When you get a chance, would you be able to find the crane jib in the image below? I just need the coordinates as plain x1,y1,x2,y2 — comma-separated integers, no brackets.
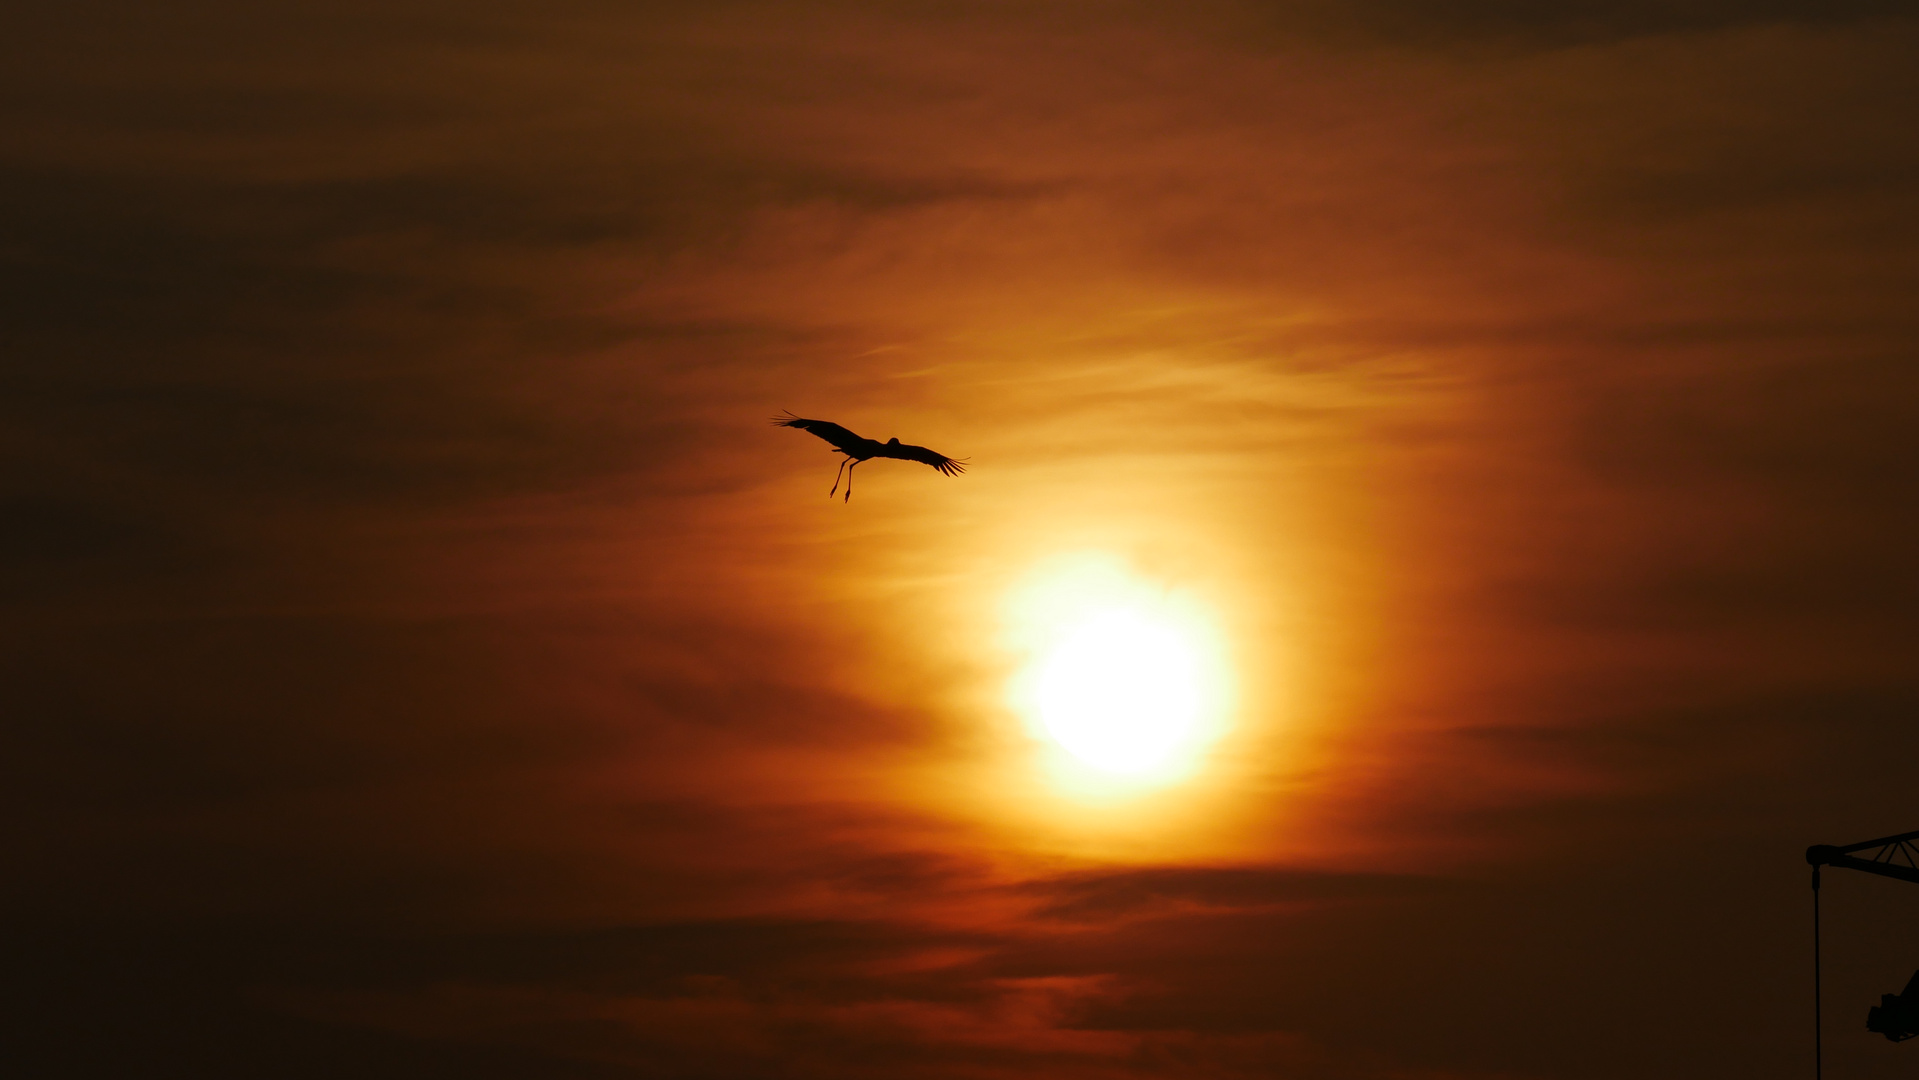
1807,829,1919,886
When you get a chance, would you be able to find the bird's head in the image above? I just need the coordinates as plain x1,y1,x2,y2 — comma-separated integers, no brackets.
886,437,900,445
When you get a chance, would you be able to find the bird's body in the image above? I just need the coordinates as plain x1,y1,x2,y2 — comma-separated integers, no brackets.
772,412,964,500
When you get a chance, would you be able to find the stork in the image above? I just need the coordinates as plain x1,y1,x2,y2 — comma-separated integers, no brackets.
772,411,965,501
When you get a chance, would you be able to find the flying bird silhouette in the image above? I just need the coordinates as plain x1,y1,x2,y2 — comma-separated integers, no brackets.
772,411,965,501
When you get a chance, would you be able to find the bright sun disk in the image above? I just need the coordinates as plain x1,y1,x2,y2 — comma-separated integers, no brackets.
1004,554,1231,787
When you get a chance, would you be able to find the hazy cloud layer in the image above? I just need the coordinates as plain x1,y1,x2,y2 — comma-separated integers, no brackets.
5,2,1918,1078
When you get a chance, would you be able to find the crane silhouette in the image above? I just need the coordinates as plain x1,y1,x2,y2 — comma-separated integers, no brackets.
772,411,965,501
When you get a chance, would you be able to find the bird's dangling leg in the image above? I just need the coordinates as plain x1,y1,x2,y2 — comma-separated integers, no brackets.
828,456,849,498
844,460,859,502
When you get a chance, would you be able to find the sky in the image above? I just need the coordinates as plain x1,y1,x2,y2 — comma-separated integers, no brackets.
4,1,1919,1077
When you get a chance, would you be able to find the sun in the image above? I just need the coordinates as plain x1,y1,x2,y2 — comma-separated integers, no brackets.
1003,553,1232,788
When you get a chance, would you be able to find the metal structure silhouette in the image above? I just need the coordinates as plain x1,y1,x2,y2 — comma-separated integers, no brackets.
772,412,965,501
1806,828,1919,1077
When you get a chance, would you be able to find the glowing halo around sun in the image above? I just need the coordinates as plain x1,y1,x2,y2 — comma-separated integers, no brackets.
1003,553,1233,790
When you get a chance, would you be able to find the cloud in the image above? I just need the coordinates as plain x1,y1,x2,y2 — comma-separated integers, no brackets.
1231,0,1918,47
1019,866,1443,922
4,2,1919,1079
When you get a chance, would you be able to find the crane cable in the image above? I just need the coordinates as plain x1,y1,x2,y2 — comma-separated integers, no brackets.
1814,863,1822,1080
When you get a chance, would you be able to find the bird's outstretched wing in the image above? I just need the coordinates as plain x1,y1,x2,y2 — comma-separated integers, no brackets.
771,411,866,452
880,442,966,476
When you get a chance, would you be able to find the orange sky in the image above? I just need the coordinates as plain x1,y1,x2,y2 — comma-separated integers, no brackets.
6,2,1919,1078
